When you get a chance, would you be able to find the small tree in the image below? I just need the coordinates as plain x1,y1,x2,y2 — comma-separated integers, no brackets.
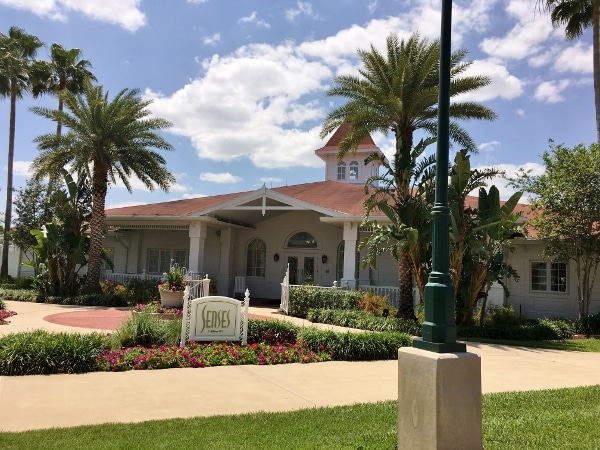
12,178,55,267
512,141,600,318
26,169,92,295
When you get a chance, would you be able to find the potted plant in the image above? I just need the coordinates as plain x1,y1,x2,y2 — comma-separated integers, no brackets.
133,302,183,320
157,261,187,307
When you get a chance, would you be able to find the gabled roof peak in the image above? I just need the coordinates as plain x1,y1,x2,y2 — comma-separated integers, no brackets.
315,123,379,156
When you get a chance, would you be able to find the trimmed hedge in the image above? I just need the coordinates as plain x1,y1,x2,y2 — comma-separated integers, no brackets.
0,288,38,302
0,330,108,375
458,318,575,341
307,308,422,337
298,327,412,360
288,286,363,318
247,319,299,345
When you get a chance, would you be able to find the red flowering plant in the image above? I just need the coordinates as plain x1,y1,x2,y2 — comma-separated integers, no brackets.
157,261,187,292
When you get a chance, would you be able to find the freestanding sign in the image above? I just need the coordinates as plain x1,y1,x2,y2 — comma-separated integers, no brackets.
180,289,250,346
190,297,241,341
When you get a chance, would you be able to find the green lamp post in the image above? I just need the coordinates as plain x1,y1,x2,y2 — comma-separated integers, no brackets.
413,0,466,353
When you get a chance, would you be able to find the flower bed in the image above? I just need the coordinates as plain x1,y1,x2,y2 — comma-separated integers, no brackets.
133,302,182,319
0,308,17,325
97,341,332,371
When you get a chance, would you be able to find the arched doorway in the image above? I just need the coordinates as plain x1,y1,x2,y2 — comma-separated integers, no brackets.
285,231,318,285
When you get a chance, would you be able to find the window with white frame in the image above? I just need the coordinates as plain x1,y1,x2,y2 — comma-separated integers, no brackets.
337,162,346,180
246,238,266,277
349,161,358,180
173,249,188,268
531,261,567,292
147,249,188,274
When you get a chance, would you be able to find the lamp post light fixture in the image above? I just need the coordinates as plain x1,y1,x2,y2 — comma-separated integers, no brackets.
413,0,466,354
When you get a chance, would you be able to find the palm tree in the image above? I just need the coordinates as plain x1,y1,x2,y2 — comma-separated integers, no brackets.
30,83,176,294
32,43,96,137
536,0,600,141
320,32,496,319
0,26,44,278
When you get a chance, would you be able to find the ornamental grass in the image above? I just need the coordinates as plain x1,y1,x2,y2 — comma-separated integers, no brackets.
97,341,332,371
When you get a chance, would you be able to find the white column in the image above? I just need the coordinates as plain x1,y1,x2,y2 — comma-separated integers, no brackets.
188,222,207,274
128,234,139,274
218,228,232,296
341,221,358,290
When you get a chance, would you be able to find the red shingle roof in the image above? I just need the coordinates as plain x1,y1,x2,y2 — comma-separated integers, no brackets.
315,123,377,152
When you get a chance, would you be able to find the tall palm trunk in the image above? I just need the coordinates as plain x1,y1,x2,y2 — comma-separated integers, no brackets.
81,163,107,294
593,5,600,141
1,84,17,278
396,248,416,319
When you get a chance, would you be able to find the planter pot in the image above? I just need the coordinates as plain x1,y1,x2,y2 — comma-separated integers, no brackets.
159,290,184,308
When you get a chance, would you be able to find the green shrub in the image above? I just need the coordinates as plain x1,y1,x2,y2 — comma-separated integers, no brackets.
247,319,299,345
307,308,422,336
0,298,4,309
44,293,128,307
298,327,412,361
0,330,107,375
0,287,38,302
576,312,600,336
125,278,161,304
459,318,575,341
485,306,529,327
109,312,179,349
288,286,362,318
356,291,394,316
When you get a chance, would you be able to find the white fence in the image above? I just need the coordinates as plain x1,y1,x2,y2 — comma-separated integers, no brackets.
100,271,163,285
101,271,209,300
280,264,290,314
361,285,400,308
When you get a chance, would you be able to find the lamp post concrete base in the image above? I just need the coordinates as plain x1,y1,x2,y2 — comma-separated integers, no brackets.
398,347,482,450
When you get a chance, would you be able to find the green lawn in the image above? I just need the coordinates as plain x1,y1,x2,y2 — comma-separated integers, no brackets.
1,385,599,449
462,337,600,352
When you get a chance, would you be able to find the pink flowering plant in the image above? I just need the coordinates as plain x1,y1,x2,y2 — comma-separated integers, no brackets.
0,308,17,325
158,261,187,292
133,302,182,315
96,341,332,371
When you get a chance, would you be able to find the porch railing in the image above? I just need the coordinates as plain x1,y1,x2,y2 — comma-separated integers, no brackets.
100,271,163,285
361,285,400,309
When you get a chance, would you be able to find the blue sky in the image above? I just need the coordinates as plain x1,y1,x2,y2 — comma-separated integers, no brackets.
0,0,596,209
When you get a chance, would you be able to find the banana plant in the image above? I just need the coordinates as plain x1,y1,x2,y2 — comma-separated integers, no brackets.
448,151,523,325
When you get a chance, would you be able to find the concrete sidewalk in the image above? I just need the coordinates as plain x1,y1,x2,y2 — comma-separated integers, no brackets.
1,301,600,432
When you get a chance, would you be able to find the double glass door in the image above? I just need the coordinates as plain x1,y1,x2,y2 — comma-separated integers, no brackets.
287,255,315,285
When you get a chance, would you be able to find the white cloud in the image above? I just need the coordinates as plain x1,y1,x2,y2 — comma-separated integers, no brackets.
203,33,220,46
554,42,592,74
478,141,501,153
238,11,271,28
474,162,545,201
286,1,319,22
13,161,33,178
187,0,208,3
145,41,332,169
259,177,284,187
0,0,146,31
534,79,570,103
516,108,525,117
458,58,523,101
200,172,242,183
